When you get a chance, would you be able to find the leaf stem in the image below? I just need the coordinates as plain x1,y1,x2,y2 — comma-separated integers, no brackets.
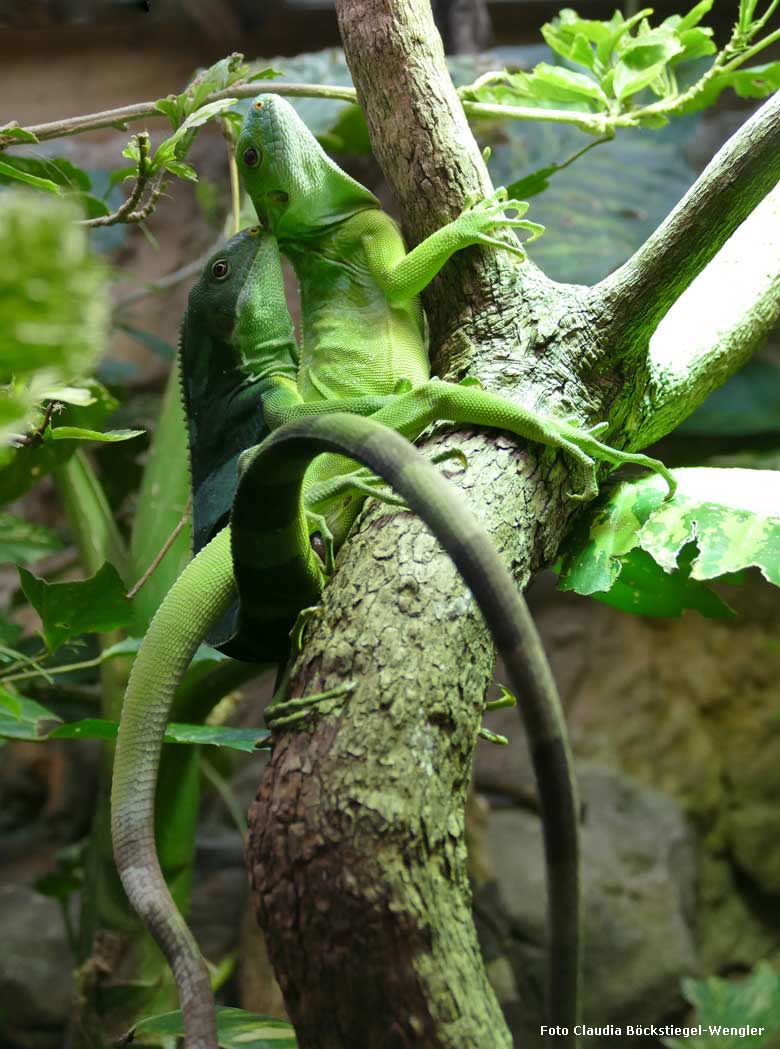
126,494,191,600
1,652,111,685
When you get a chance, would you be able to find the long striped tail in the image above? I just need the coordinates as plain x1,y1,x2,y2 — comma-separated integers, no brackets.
111,528,235,1049
237,413,582,1047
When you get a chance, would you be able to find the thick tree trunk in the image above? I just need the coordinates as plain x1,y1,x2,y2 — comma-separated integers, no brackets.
245,1,780,1045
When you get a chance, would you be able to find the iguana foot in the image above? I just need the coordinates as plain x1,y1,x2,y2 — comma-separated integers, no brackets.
305,511,335,572
456,187,544,257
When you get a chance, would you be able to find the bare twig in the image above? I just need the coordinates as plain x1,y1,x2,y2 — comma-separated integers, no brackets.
124,171,168,224
79,132,152,228
126,495,191,600
13,400,62,447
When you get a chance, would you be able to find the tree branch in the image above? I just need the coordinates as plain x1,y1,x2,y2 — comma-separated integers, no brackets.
79,132,152,228
595,90,780,356
0,84,357,149
632,182,780,448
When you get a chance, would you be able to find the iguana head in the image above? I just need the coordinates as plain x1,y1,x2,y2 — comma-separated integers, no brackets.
185,226,264,342
183,226,298,381
236,93,378,237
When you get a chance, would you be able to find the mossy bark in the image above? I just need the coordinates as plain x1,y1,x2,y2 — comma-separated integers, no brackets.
245,2,780,1045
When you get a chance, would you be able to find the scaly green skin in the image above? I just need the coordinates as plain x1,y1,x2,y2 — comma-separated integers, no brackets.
237,414,581,1040
236,92,676,516
116,227,581,1048
115,409,581,1049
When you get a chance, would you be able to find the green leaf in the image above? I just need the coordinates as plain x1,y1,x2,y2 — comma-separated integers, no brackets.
0,440,73,505
40,385,96,406
0,155,91,192
107,164,136,188
162,159,198,181
0,688,22,716
0,126,38,144
70,192,111,219
18,561,132,651
598,8,654,66
0,616,22,649
613,31,685,100
316,104,372,155
541,23,597,70
662,962,780,1048
462,65,606,112
583,544,733,618
45,426,144,443
672,27,716,65
506,164,558,199
153,98,238,170
134,1007,296,1048
0,159,60,194
0,513,64,565
248,66,284,82
0,706,271,751
677,0,714,31
129,361,191,634
525,63,608,106
0,691,62,740
725,61,780,100
560,469,780,612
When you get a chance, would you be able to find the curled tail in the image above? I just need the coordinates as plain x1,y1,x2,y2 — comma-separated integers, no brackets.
112,528,235,1049
236,414,582,1047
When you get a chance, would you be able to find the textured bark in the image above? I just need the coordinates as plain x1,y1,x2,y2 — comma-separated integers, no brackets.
245,3,780,1047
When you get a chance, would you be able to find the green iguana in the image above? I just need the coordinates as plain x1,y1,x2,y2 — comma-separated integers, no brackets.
115,94,677,1047
234,93,676,520
113,228,582,1049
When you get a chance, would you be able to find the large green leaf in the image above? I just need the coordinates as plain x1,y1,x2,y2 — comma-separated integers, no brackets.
0,155,91,193
134,1008,296,1048
581,544,733,618
45,426,144,444
18,561,132,650
662,962,780,1048
559,468,780,613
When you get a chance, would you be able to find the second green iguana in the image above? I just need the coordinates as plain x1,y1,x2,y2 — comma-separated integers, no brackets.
114,227,582,1049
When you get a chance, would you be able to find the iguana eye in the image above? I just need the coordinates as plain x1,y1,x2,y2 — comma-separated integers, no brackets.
211,259,230,281
243,146,261,168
